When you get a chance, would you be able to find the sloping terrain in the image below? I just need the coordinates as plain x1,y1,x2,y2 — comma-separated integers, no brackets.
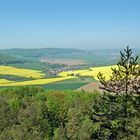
77,82,102,92
0,66,45,79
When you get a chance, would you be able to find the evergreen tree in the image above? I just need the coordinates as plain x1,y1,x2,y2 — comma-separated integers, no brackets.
98,46,140,95
97,46,140,135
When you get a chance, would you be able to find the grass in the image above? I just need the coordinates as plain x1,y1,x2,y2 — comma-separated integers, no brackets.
40,77,96,90
41,83,87,90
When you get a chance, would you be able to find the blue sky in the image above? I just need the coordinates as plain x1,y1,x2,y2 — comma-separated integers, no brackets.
0,0,140,49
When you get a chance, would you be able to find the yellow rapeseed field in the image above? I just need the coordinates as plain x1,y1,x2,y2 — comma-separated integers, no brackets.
0,79,14,84
0,76,75,86
0,66,75,86
58,65,118,80
88,65,117,80
0,65,118,87
0,66,45,79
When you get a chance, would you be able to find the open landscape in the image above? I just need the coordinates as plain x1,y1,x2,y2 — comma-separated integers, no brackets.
0,0,140,139
0,48,135,91
0,48,139,92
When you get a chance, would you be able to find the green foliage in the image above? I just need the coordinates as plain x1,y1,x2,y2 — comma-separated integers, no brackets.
8,98,20,110
97,46,140,139
0,86,140,139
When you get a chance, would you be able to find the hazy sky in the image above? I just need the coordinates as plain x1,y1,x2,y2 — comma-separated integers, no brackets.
0,0,140,49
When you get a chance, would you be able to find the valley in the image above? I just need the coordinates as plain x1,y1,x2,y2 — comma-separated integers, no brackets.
0,48,139,91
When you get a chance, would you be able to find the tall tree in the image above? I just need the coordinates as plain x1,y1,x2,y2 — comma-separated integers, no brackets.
97,46,140,134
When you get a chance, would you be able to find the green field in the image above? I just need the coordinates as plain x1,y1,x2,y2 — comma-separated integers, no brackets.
0,48,139,90
0,64,105,88
41,77,96,90
41,83,87,90
0,78,95,90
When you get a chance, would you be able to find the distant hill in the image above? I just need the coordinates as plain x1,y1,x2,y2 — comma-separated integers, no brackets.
0,54,25,65
0,48,85,59
0,48,140,67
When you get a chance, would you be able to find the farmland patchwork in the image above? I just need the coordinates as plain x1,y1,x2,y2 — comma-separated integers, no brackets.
0,65,117,86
